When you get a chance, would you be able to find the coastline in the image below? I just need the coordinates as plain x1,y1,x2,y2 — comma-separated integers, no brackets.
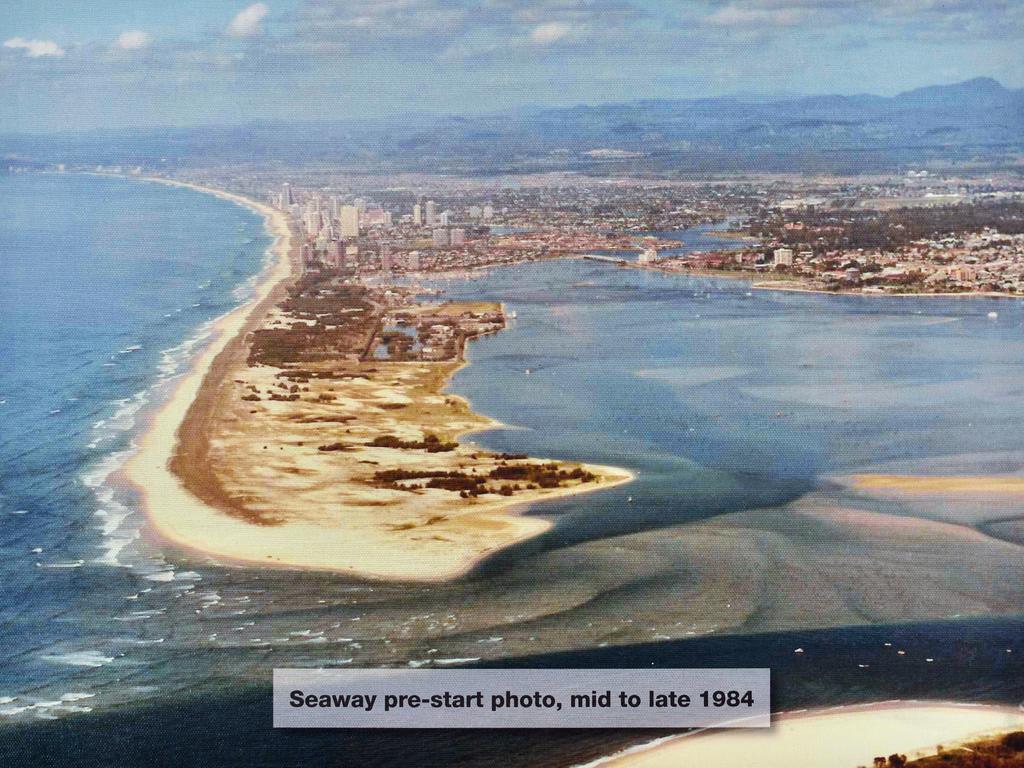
617,258,1024,299
122,177,633,582
750,280,1024,299
585,702,1024,768
121,176,297,565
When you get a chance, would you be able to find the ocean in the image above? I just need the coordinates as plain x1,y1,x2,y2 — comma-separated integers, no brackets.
0,173,1022,766
0,173,271,710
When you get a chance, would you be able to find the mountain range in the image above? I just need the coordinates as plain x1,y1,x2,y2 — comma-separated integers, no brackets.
3,78,1022,176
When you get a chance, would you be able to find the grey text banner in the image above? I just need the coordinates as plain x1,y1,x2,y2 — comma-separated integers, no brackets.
273,668,770,728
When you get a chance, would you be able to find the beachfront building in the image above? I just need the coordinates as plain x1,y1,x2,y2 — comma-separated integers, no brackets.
774,247,794,267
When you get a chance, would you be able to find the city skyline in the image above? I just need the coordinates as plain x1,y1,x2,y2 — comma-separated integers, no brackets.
2,0,1023,133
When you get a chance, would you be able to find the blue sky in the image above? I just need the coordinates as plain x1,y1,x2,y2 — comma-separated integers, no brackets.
1,0,1021,133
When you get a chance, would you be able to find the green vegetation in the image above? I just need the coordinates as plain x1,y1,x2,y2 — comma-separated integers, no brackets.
751,201,1024,253
248,277,378,366
368,433,458,452
861,732,1024,768
380,330,416,360
370,462,595,496
489,462,596,487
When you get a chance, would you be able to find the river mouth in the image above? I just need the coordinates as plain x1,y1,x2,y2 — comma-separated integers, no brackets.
3,180,1024,763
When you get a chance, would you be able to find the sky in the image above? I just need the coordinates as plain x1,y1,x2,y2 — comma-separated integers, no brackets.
1,0,1022,133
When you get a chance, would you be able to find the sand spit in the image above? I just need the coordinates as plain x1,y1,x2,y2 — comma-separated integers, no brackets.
123,179,631,582
590,703,1024,768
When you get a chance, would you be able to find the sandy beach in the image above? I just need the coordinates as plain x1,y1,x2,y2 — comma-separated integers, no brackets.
123,178,631,582
121,178,296,564
590,703,1024,768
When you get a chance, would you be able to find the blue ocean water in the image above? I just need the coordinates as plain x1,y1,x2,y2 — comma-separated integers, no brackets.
0,172,271,712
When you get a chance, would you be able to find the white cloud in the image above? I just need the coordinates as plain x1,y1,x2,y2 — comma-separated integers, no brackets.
115,30,151,50
226,3,269,37
530,21,571,44
3,37,65,57
706,5,805,27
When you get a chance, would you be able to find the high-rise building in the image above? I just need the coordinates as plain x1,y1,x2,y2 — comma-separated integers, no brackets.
413,204,422,226
340,206,360,238
330,196,341,221
482,204,494,220
450,228,465,246
425,200,437,227
438,211,450,226
281,182,294,209
328,240,345,269
304,210,321,236
468,205,482,220
432,228,449,248
773,247,794,267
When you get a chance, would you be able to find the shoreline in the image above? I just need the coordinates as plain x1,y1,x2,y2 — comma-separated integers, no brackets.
616,258,1024,299
120,176,298,565
584,701,1024,768
750,280,1024,299
121,176,633,582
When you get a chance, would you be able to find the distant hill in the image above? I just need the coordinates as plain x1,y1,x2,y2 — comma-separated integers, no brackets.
3,78,1022,176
